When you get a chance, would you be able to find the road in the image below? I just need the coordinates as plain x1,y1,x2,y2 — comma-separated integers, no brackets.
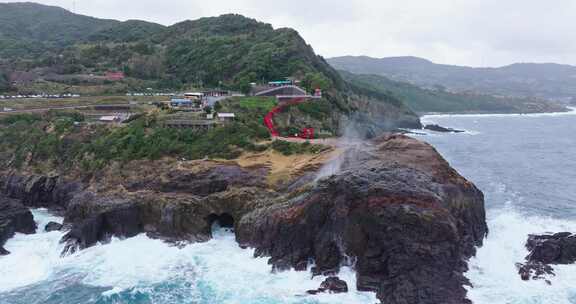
0,103,137,114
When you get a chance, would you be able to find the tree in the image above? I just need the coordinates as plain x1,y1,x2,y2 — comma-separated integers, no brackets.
238,77,253,95
0,70,11,92
214,101,223,112
126,55,165,79
302,72,330,92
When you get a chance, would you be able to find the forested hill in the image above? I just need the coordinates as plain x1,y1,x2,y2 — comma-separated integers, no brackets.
328,56,576,101
341,71,568,114
0,2,114,56
0,2,420,131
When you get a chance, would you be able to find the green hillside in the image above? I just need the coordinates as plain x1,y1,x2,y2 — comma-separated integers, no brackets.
0,2,118,57
342,71,568,114
0,2,421,132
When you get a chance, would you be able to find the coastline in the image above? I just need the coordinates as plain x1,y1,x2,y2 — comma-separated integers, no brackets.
421,106,576,120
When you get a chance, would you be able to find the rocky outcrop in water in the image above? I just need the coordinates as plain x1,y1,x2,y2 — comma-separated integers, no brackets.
424,124,465,133
517,232,576,281
0,195,36,255
237,135,487,304
60,192,142,254
45,222,63,232
307,277,349,295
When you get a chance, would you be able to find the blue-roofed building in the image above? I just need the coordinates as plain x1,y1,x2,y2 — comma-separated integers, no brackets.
170,98,193,108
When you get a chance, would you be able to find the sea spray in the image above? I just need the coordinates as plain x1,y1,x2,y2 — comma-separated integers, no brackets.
315,120,372,181
466,206,576,304
0,209,378,304
0,209,66,293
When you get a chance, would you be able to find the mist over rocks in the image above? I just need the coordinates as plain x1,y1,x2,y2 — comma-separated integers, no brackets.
237,134,487,304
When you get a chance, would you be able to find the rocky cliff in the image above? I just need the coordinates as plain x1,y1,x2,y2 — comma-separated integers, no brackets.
0,135,487,304
237,135,487,303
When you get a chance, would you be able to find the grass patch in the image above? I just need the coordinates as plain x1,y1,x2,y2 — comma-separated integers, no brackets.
239,97,277,111
271,140,328,156
295,99,331,120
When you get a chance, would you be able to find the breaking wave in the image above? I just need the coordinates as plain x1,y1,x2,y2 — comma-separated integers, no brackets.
466,205,576,304
0,210,377,304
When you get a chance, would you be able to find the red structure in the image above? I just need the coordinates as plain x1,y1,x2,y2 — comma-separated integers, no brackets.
105,71,125,81
264,97,315,139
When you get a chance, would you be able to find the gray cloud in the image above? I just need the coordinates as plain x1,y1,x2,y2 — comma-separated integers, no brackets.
1,0,575,67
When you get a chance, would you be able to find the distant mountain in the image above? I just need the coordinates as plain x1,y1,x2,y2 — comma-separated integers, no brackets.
328,56,576,101
0,2,117,56
341,71,567,114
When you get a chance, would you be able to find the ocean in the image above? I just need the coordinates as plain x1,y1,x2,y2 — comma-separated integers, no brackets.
1,110,576,304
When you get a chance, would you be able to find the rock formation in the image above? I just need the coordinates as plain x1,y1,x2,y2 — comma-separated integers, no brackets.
425,124,465,133
45,221,63,232
0,135,487,304
307,277,349,294
237,135,487,304
517,232,576,281
0,195,37,255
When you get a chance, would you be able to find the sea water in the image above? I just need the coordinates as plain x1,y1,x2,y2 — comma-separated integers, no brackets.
419,109,576,304
0,210,377,304
2,110,576,303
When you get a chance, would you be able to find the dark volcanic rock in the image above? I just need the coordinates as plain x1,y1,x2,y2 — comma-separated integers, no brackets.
424,124,465,133
322,277,348,293
307,277,348,294
526,233,576,264
517,232,576,281
238,135,487,304
1,163,273,255
125,165,268,196
0,195,37,255
60,192,143,255
0,173,83,210
45,221,63,232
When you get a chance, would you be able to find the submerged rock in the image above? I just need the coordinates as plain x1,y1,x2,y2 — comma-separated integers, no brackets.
307,277,348,294
238,135,487,304
45,222,63,232
424,124,465,133
0,195,37,255
517,232,576,281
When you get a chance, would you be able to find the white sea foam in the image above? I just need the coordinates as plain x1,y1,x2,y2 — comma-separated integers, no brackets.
466,206,576,304
0,210,377,303
410,128,481,137
423,106,576,120
0,209,66,292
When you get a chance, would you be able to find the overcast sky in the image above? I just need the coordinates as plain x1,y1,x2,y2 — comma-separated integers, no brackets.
3,0,575,67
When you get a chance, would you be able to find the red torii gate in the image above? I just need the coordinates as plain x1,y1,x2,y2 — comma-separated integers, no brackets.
264,97,315,139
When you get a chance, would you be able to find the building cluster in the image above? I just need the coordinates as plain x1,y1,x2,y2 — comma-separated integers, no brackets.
168,90,232,111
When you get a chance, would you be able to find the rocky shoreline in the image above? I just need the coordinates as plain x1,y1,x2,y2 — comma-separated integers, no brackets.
0,134,488,304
